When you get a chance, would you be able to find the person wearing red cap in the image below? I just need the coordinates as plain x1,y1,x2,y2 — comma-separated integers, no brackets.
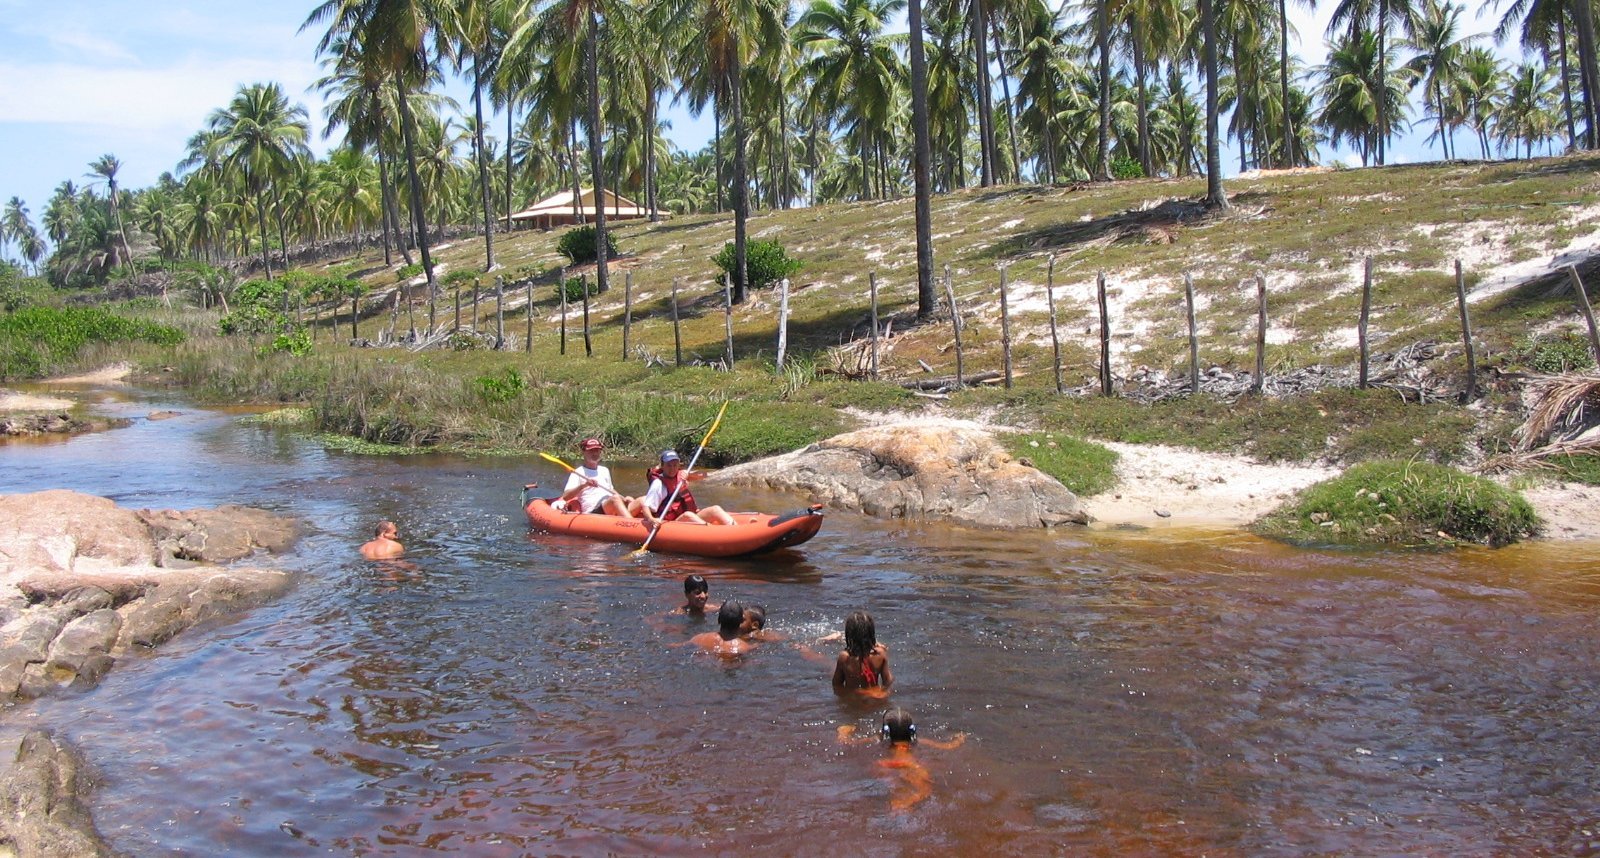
558,438,636,517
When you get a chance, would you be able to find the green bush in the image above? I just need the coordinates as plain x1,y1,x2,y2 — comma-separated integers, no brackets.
267,328,313,357
1111,155,1145,180
712,239,803,292
0,305,184,381
220,305,289,336
557,225,617,265
443,268,481,289
1511,331,1597,373
1253,460,1541,548
396,262,424,281
472,367,526,403
556,276,590,304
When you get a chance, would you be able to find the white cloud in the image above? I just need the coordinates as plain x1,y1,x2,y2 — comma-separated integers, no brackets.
0,58,327,134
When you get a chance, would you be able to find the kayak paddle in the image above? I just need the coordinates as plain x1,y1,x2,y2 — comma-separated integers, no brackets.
630,401,729,558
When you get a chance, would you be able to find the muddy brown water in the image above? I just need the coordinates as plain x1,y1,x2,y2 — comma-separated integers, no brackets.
3,390,1599,855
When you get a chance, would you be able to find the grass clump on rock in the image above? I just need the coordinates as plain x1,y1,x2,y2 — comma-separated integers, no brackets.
1254,460,1541,548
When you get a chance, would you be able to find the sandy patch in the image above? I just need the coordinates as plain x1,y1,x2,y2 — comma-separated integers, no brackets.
46,363,133,384
0,391,74,412
1083,442,1337,530
1511,480,1600,541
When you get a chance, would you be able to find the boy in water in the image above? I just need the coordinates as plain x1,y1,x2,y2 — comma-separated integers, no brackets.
677,574,718,616
360,521,404,560
837,708,967,811
688,600,756,657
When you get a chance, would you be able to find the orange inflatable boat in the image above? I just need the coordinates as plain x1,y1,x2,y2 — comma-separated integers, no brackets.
523,497,825,558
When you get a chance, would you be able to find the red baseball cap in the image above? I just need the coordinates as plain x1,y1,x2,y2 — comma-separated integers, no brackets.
580,438,604,451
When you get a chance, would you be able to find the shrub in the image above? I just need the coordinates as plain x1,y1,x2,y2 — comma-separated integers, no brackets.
1111,155,1145,180
219,305,288,336
557,225,617,265
556,276,590,304
1253,460,1541,548
396,262,424,281
712,239,803,292
473,367,526,403
443,268,481,289
1511,331,1596,373
267,328,313,357
0,305,184,380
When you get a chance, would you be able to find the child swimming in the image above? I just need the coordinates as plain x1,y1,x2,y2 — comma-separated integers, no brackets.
688,600,756,657
677,574,717,615
837,707,967,811
832,610,891,695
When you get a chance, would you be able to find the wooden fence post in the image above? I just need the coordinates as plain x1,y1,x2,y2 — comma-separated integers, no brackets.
869,272,880,381
350,294,359,340
472,279,481,328
671,277,683,367
999,264,1013,389
454,286,462,332
1185,272,1199,394
723,275,735,369
944,264,964,390
776,277,791,371
495,276,505,350
524,278,533,354
1568,265,1600,365
1454,260,1477,401
407,286,416,340
559,268,568,356
1046,255,1063,394
622,269,633,360
1097,271,1112,396
581,273,593,357
1253,275,1267,395
1359,257,1373,389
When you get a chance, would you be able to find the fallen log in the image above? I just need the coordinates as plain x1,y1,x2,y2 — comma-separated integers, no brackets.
900,370,1002,391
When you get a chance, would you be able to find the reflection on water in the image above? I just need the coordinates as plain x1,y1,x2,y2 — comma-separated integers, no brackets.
4,393,1600,855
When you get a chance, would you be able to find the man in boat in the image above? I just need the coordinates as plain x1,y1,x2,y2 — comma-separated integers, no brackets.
631,449,735,526
558,437,636,517
360,520,404,560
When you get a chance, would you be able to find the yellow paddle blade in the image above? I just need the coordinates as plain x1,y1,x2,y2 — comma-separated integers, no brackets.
539,451,577,473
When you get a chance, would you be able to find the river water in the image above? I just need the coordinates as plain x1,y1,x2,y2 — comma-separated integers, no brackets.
3,388,1599,856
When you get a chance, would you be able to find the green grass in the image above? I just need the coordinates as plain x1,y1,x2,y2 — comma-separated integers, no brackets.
1253,460,1542,548
1001,432,1120,496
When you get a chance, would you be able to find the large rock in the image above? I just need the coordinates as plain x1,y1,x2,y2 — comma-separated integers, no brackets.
0,492,156,588
0,730,117,857
706,421,1091,529
137,505,299,564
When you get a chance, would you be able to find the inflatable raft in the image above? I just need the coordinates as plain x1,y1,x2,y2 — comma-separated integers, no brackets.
523,497,825,558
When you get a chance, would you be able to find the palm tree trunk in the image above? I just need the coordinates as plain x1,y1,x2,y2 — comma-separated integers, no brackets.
1566,0,1600,149
254,191,274,279
506,99,516,230
570,119,584,224
732,69,750,304
1095,0,1113,181
647,89,660,221
990,16,1020,183
271,185,292,272
473,58,496,270
909,0,937,319
395,75,437,292
1201,0,1229,210
585,8,609,298
1278,0,1293,167
972,0,995,186
1134,39,1152,176
1376,0,1389,165
713,100,725,211
1558,17,1577,151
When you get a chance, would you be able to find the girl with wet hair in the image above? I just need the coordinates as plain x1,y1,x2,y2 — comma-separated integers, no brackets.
832,610,891,693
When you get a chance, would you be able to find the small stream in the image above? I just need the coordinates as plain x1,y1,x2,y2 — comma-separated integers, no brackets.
3,388,1599,855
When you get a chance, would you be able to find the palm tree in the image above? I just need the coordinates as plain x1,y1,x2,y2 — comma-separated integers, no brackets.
305,0,448,296
664,0,790,303
1404,0,1477,160
1200,0,1229,208
1327,0,1428,164
908,0,936,316
1455,45,1505,158
1316,29,1410,163
796,0,908,202
1495,0,1589,151
0,197,27,265
204,83,311,279
1497,61,1560,157
85,155,134,268
445,0,502,270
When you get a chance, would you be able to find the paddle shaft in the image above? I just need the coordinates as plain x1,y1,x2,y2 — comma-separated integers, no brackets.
636,403,727,554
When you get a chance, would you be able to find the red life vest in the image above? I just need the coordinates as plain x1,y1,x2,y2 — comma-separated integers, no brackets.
645,465,699,521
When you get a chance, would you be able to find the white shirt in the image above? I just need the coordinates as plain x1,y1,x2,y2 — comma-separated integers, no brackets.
562,464,615,513
642,477,671,515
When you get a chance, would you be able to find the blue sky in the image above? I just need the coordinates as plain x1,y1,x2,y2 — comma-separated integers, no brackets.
0,0,1535,247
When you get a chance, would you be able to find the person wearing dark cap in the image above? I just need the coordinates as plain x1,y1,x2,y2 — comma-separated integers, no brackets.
558,437,636,517
836,708,968,811
632,448,735,526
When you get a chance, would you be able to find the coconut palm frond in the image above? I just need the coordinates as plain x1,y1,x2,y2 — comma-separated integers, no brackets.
1515,372,1600,452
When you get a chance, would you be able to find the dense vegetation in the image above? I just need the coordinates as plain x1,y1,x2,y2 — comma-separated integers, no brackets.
1253,460,1542,547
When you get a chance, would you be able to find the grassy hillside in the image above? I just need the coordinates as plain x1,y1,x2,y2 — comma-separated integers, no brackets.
326,154,1600,392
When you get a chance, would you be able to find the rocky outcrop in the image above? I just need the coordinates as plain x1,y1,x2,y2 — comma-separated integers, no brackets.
706,421,1090,529
0,491,298,702
0,730,117,857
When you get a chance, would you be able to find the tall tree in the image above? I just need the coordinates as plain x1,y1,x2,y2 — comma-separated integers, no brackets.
796,0,908,202
1404,0,1477,160
1200,0,1229,208
908,0,937,317
203,83,312,279
85,155,134,268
